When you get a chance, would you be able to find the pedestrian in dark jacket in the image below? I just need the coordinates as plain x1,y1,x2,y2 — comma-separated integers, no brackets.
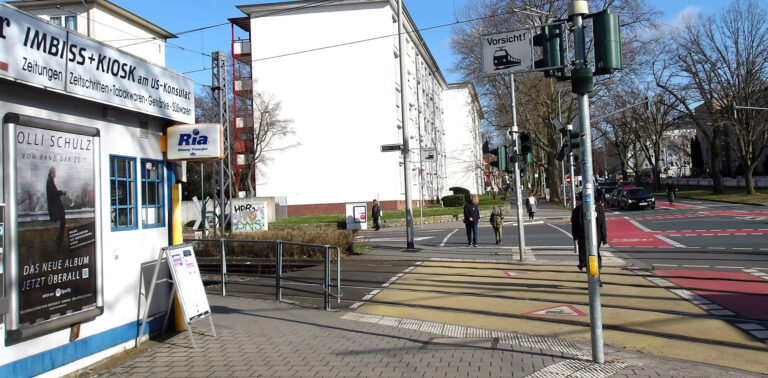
463,195,480,247
571,196,607,275
372,199,381,231
46,167,67,251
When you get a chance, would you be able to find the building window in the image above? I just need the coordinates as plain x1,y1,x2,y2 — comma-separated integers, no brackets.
110,156,137,230
49,15,77,31
140,159,164,227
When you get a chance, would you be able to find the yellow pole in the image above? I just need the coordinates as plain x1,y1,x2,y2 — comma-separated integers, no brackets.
171,183,185,331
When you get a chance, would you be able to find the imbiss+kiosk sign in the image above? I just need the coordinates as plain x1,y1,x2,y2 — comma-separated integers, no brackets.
0,2,194,123
481,29,534,76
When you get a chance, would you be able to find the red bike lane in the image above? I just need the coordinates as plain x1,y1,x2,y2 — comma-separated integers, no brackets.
653,269,768,321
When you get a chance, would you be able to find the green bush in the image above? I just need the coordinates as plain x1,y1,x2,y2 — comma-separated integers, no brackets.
442,194,466,207
192,229,357,260
449,186,471,203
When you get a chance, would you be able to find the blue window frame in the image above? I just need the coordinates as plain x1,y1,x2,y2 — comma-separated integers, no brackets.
109,155,137,230
140,159,165,228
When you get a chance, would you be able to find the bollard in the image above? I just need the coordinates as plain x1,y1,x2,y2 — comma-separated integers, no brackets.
276,241,283,301
336,247,341,304
220,239,227,296
324,246,331,311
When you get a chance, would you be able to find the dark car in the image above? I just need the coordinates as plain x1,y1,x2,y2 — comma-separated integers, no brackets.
601,186,618,206
608,188,626,208
619,188,656,210
617,180,635,188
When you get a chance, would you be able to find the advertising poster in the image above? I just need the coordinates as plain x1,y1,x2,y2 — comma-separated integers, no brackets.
15,125,98,325
232,201,268,232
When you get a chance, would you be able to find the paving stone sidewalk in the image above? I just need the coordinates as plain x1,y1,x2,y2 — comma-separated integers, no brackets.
77,295,759,378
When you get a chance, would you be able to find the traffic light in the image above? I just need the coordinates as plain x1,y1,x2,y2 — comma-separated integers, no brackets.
568,130,580,150
533,24,564,77
645,95,652,112
731,102,738,119
519,132,533,163
593,9,623,76
489,146,507,171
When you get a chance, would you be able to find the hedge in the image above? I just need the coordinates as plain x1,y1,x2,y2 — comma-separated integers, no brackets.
442,194,466,207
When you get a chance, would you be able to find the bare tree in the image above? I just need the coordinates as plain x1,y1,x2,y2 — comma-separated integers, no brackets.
656,0,768,194
451,0,659,202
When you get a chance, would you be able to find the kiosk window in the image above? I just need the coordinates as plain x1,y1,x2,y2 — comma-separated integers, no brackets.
110,156,137,230
141,159,164,227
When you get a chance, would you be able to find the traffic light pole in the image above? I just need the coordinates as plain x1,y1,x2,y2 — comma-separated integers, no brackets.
397,0,415,249
509,74,526,261
567,124,577,208
571,7,604,364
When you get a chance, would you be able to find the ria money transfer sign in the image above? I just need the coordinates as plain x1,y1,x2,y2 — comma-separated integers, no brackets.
481,29,534,76
0,2,194,123
15,125,99,327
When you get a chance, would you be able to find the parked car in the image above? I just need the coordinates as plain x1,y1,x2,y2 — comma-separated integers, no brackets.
617,180,635,188
619,188,656,210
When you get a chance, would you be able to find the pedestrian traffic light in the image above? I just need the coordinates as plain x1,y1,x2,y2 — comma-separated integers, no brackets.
593,9,623,76
568,130,580,150
533,24,564,77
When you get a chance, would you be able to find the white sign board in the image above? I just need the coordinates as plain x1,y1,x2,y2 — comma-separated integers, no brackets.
345,203,367,230
232,201,268,232
166,123,224,161
481,29,534,76
165,245,210,322
0,3,194,123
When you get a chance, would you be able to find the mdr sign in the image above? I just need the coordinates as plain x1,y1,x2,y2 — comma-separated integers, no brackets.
481,29,534,76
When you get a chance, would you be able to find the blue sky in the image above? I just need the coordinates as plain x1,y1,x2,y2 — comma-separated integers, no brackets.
111,0,726,87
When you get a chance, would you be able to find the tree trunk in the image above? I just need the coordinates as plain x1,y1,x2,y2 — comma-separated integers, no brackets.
709,129,724,194
745,165,755,195
546,152,564,203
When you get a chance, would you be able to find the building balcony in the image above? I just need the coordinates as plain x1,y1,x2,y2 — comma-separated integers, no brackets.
235,139,254,153
233,39,251,64
235,116,254,130
234,77,252,98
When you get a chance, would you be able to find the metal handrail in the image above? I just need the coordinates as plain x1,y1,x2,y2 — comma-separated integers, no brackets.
184,238,342,310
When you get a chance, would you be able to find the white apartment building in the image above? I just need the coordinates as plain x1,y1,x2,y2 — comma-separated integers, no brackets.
443,83,485,195
10,0,176,66
233,0,483,216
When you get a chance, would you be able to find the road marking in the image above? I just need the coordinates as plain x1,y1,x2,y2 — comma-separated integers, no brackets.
654,235,686,248
715,266,745,269
627,218,653,232
548,223,573,238
682,265,708,268
439,229,458,247
653,264,678,267
733,247,753,250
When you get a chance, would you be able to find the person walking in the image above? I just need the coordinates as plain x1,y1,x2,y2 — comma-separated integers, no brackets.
526,194,537,221
490,206,504,245
571,194,608,285
371,199,381,231
463,195,480,247
46,167,67,252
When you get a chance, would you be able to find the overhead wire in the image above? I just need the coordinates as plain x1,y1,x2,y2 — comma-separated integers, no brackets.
182,5,550,75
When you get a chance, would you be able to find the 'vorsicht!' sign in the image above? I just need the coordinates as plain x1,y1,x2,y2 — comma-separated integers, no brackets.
0,3,194,123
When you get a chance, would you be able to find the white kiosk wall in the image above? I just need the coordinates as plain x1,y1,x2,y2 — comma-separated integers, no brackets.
0,3,194,376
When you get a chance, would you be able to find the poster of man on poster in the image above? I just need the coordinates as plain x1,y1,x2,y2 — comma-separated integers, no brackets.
15,125,98,326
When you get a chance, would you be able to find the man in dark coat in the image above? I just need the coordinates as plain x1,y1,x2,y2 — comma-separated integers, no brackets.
46,167,67,251
571,195,607,273
463,195,480,247
371,199,381,231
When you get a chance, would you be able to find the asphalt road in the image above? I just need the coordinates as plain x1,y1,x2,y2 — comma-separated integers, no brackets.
359,198,768,271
